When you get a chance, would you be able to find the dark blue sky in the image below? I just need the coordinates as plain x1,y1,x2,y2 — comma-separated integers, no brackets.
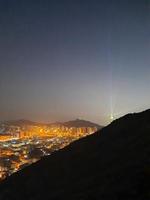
0,0,149,125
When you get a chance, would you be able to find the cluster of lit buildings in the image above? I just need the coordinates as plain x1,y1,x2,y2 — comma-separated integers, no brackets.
0,137,71,181
0,124,98,141
0,123,99,181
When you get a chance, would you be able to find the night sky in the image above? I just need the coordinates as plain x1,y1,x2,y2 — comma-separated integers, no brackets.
0,0,149,125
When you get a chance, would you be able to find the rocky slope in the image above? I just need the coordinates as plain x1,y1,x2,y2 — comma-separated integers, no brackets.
0,109,150,199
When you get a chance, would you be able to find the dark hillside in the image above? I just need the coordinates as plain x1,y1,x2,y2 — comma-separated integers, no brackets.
0,110,150,200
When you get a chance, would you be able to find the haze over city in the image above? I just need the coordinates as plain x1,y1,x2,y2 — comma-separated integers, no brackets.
0,0,149,125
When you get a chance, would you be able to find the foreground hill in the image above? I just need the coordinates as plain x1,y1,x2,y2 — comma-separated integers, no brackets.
0,109,150,199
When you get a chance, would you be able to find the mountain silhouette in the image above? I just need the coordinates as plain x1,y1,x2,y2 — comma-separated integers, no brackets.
1,119,102,129
0,109,150,199
1,119,45,127
63,118,101,128
49,118,102,129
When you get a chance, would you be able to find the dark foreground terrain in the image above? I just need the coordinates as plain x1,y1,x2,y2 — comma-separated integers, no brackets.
0,109,150,200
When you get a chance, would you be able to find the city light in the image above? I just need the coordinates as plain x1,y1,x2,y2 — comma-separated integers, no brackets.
110,114,114,121
0,123,100,181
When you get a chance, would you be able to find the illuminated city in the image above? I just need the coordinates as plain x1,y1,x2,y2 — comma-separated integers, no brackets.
0,120,100,181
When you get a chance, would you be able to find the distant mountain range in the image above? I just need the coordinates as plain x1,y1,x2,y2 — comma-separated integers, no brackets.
1,119,102,129
1,119,45,127
1,109,150,199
